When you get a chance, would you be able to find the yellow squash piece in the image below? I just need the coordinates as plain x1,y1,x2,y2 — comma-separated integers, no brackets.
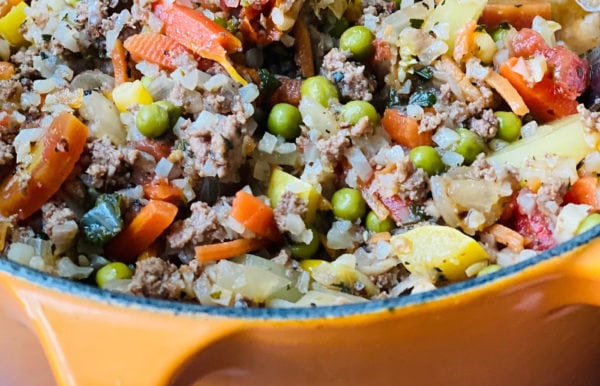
391,225,490,282
0,2,28,46
487,114,598,170
267,167,323,223
111,80,153,113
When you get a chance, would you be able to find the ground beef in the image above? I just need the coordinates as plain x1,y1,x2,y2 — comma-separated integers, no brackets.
470,109,498,139
0,79,22,105
536,178,568,217
321,48,376,101
578,104,600,133
419,111,448,132
316,132,350,163
273,191,308,232
399,169,429,203
166,201,228,250
184,95,250,181
370,266,407,294
75,0,114,49
41,202,76,238
349,117,372,137
128,257,185,300
84,137,139,190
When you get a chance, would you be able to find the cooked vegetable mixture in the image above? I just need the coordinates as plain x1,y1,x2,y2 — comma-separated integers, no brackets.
1,0,600,307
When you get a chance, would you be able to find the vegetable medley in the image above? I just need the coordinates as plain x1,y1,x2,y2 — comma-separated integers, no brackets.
1,0,600,307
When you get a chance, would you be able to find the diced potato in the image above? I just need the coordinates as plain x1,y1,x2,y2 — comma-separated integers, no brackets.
487,114,598,170
0,2,28,46
391,225,490,282
267,167,323,223
423,0,486,53
308,254,380,297
111,80,153,113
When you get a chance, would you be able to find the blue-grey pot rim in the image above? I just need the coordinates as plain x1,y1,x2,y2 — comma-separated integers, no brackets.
2,225,599,320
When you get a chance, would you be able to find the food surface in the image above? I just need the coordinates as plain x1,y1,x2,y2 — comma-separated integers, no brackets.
1,0,600,307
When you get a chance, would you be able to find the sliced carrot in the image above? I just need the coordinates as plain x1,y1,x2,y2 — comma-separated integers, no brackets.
484,70,529,116
487,223,525,253
453,20,477,63
111,39,129,86
124,33,191,72
231,190,280,241
479,2,552,31
0,61,14,80
143,179,184,204
564,176,599,210
499,57,577,122
195,238,269,262
0,112,89,220
293,21,314,78
105,200,178,263
153,0,246,84
381,109,433,148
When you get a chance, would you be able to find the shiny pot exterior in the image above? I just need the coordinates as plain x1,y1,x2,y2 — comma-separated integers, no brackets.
2,232,600,385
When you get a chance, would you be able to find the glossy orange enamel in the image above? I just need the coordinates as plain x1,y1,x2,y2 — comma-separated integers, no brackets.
2,237,600,385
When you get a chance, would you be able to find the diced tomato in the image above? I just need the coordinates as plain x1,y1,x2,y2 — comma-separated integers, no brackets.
502,189,556,251
563,176,600,210
133,138,172,162
511,29,589,100
378,194,411,223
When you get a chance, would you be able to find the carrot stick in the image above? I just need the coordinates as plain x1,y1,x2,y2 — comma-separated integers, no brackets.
231,190,280,240
143,179,184,204
381,108,433,148
124,33,191,72
436,56,483,102
453,20,477,64
0,0,20,18
484,70,529,116
105,200,178,263
195,238,269,262
564,176,599,209
153,0,246,84
487,224,525,253
111,39,129,86
0,61,14,80
479,2,552,31
293,21,314,78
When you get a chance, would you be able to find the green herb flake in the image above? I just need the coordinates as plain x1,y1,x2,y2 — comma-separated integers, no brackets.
258,68,282,99
415,66,434,81
408,90,437,107
409,18,424,29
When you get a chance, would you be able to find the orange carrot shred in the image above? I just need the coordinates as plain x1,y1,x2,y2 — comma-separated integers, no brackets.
293,21,314,78
0,61,15,81
231,190,280,241
484,70,530,117
143,179,184,204
105,200,178,263
381,109,432,148
487,224,525,253
195,238,269,262
111,39,129,86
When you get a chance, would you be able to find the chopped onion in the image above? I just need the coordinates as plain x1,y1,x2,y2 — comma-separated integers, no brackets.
155,158,175,179
345,147,373,182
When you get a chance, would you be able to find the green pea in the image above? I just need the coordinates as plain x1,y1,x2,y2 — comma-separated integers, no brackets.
300,75,339,107
267,103,302,140
476,264,502,277
290,228,321,259
494,111,521,142
340,26,374,61
365,211,395,232
96,262,133,288
155,100,182,127
136,103,170,138
341,101,379,125
454,128,486,165
576,213,600,235
491,22,511,43
331,187,367,221
409,146,445,176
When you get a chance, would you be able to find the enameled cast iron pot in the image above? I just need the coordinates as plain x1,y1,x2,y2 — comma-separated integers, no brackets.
2,226,600,386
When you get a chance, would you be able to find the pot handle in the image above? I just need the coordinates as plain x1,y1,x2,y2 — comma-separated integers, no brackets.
0,274,245,386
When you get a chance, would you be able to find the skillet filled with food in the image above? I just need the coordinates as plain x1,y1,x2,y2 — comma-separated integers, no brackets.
0,0,600,310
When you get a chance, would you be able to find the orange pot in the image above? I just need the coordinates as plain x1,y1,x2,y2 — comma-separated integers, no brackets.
2,228,600,386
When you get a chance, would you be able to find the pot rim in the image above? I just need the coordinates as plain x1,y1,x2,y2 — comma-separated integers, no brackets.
1,226,598,320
